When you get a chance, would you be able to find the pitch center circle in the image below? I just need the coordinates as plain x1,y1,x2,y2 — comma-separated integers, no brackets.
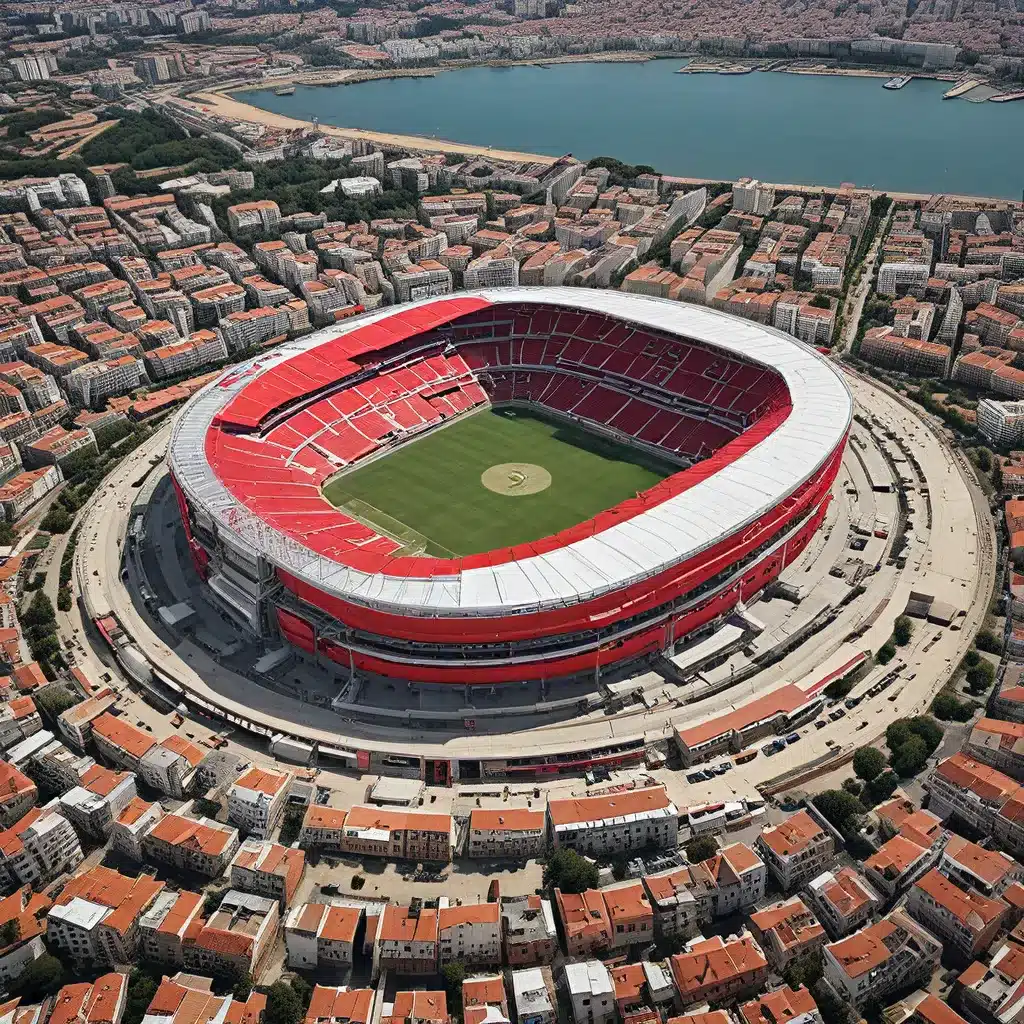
481,463,552,496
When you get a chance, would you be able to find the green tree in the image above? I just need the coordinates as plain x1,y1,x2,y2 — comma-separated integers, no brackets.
57,586,72,612
852,746,886,782
962,650,981,668
810,293,831,309
22,590,55,629
812,790,864,832
263,982,303,1024
812,983,852,1024
866,770,899,803
289,978,312,1013
232,975,254,1001
841,778,862,796
891,735,930,778
685,835,719,863
203,888,227,916
976,630,1003,655
893,616,913,646
0,918,19,947
877,640,896,664
441,961,466,1012
783,950,823,991
40,507,72,533
966,660,996,694
543,847,599,894
123,970,160,1024
11,953,64,1000
931,691,976,722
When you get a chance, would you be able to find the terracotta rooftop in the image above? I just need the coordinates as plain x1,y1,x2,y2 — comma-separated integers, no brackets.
759,810,828,859
305,987,373,1024
548,786,672,827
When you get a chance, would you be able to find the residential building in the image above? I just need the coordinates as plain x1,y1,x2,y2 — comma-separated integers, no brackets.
602,882,655,950
864,834,939,899
555,889,612,958
957,939,1024,1024
738,986,822,1024
462,976,508,1024
548,787,678,856
338,806,453,862
823,909,943,1008
144,331,227,381
749,897,827,971
756,810,835,891
0,697,40,751
0,800,82,889
284,902,363,969
979,400,1024,448
966,719,1024,780
510,967,557,1024
437,903,501,966
303,988,374,1024
670,932,770,1007
182,890,279,980
141,973,266,1024
468,808,546,860
906,869,1007,961
610,960,675,1022
54,689,119,752
138,888,204,967
564,960,615,1024
859,327,951,377
0,467,61,523
805,868,882,939
24,426,96,469
500,896,557,966
0,887,50,988
0,761,35,826
65,358,143,411
48,973,128,1024
141,812,240,878
938,834,1024,898
230,839,305,908
109,798,163,862
298,806,347,850
46,865,164,964
380,993,449,1024
58,764,137,837
90,714,200,797
227,767,291,839
376,903,438,975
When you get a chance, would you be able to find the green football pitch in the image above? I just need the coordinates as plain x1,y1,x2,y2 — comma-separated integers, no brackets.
321,407,677,557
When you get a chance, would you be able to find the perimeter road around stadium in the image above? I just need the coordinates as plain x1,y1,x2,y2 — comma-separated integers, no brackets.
70,363,993,798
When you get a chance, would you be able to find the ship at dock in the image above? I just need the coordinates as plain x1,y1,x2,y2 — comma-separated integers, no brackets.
883,75,912,89
274,86,296,96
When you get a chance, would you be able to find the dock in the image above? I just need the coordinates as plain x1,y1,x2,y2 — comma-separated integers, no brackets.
943,78,983,99
990,90,1024,102
883,75,912,90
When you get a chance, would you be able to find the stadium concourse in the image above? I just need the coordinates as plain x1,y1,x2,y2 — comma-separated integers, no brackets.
63,295,993,789
168,290,851,688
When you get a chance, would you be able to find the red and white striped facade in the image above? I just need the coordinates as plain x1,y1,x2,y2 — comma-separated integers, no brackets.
169,289,851,686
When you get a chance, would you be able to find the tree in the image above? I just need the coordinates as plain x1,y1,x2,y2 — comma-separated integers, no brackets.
810,293,831,309
0,918,19,947
962,650,981,668
232,975,254,1001
543,847,599,894
783,950,824,991
203,888,227,916
891,735,930,778
22,590,55,629
866,770,899,803
289,978,312,1014
812,983,852,1024
893,616,913,647
877,640,896,664
852,746,886,782
264,982,303,1024
812,790,864,833
11,953,63,1000
685,835,719,863
976,630,1003,655
441,961,466,1012
40,507,72,533
966,660,996,694
931,691,976,722
124,970,160,1024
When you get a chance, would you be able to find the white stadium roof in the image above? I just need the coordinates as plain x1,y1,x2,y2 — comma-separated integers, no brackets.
170,288,852,617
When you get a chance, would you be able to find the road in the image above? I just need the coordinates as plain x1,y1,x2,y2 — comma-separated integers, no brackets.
838,206,892,355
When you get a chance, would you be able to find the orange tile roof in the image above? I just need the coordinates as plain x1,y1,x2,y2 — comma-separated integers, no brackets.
192,927,254,957
936,754,1022,804
721,843,763,875
116,797,158,828
667,1014,732,1024
0,886,49,949
819,868,877,917
0,761,34,805
305,987,373,1024
548,786,671,827
344,805,452,835
232,841,304,902
827,916,916,979
55,866,163,936
160,734,205,767
12,663,45,693
302,806,347,830
670,935,768,998
865,835,929,879
438,903,500,931
155,890,203,937
145,979,265,1024
750,898,825,951
387,992,447,1024
233,766,289,797
462,978,505,1010
80,763,132,797
914,869,1007,930
469,808,545,832
555,889,610,943
911,995,970,1024
91,713,155,760
319,905,361,944
147,813,235,856
943,835,1018,887
602,883,652,926
378,904,438,944
738,986,818,1024
759,810,828,859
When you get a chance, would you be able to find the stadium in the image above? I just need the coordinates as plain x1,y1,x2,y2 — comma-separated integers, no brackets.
168,288,852,689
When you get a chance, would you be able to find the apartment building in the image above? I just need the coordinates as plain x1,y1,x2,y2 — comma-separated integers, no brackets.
468,808,546,860
109,798,163,862
749,897,827,971
865,834,939,899
756,810,835,891
229,838,305,908
90,714,200,797
190,284,246,328
823,909,942,1008
958,939,1024,1024
734,179,776,216
772,293,836,346
601,881,654,951
0,696,41,751
438,903,501,966
376,903,439,975
302,988,374,1024
227,201,281,237
548,787,678,856
670,932,770,1008
0,799,82,890
806,868,882,939
738,986,823,1024
0,760,36,826
138,889,204,967
46,865,164,964
906,869,1007,961
141,812,240,878
381,992,449,1024
978,399,1024,448
183,890,279,980
500,895,557,966
57,687,118,749
965,719,1024,780
0,886,51,988
565,960,615,1024
141,974,267,1024
555,889,611,958
859,327,951,378
65,358,143,411
284,902,363,969
144,330,227,381
227,766,291,839
463,253,520,289
0,466,61,522
58,763,137,837
219,306,290,353
24,426,96,470
338,806,453,862
298,806,347,850
939,835,1024,899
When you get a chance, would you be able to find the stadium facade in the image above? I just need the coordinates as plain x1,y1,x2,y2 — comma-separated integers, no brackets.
169,289,852,687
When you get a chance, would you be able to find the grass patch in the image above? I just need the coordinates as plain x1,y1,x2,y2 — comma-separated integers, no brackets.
323,406,675,557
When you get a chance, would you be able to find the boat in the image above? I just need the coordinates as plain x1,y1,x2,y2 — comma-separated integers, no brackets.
274,86,295,96
943,78,982,99
883,75,912,89
719,66,752,74
990,90,1024,102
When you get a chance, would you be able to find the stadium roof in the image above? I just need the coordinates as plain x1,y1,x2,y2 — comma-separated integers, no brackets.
170,289,850,617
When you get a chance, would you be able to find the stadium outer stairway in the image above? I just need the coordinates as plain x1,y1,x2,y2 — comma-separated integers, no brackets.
71,367,993,796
